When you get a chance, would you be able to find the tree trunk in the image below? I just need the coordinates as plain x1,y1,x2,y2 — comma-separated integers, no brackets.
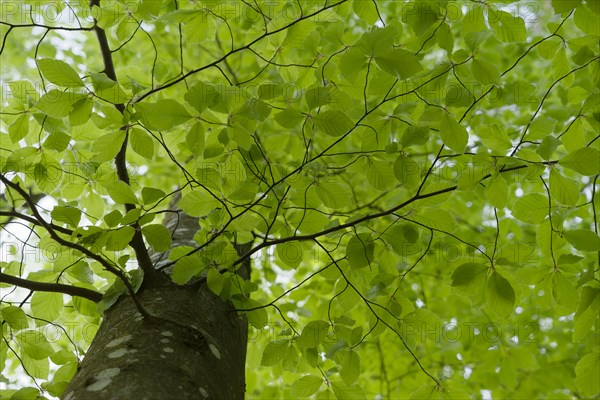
63,212,249,399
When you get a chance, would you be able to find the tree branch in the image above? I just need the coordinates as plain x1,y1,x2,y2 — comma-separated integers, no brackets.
0,210,74,236
232,162,555,266
135,0,349,102
0,174,149,317
90,0,158,281
0,272,103,302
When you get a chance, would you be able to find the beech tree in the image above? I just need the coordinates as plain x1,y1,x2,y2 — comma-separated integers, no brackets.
1,0,599,399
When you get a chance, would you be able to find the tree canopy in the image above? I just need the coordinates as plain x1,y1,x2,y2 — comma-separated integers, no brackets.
1,0,599,399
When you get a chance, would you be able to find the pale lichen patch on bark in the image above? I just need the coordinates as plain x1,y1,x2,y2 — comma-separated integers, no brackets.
86,367,121,392
107,348,137,359
105,334,132,348
209,343,221,360
63,392,76,400
107,348,127,359
198,386,209,398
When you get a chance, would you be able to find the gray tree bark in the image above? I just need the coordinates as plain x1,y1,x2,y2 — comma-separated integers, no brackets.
63,211,250,400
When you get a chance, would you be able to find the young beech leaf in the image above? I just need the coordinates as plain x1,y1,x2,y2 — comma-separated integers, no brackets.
290,375,323,397
393,155,420,188
346,234,375,269
1,306,28,331
559,147,600,176
37,58,84,87
512,193,548,224
486,272,515,318
440,113,468,153
451,263,488,301
261,341,287,367
102,181,139,205
549,169,580,206
564,230,600,252
142,224,173,252
340,350,361,386
575,352,600,398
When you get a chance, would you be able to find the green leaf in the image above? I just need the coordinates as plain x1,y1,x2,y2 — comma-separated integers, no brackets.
536,135,561,160
50,350,77,365
552,272,579,311
564,230,600,252
393,155,420,188
92,131,126,162
102,181,139,205
258,83,282,100
340,350,360,386
142,224,173,252
179,190,220,217
9,114,29,143
20,354,49,379
553,0,581,14
35,90,81,118
549,169,580,206
305,86,335,110
486,271,515,318
451,263,488,299
43,131,71,152
37,58,84,87
364,158,396,190
1,306,28,331
121,209,142,225
297,320,329,348
277,242,303,269
436,22,454,54
141,187,166,205
313,110,354,137
375,48,423,79
9,387,40,400
485,175,509,209
171,255,205,285
576,352,600,398
261,340,287,367
331,382,367,400
315,182,351,209
130,128,154,159
346,233,375,269
33,153,63,193
439,113,468,153
240,98,271,121
246,299,269,329
512,193,548,224
471,58,501,84
353,0,379,24
477,123,512,151
136,99,192,130
412,208,457,232
559,147,600,176
16,331,53,359
105,226,135,251
51,206,81,227
184,82,221,113
186,122,205,156
290,375,323,397
30,292,62,323
488,9,526,42
402,224,420,244
574,4,600,35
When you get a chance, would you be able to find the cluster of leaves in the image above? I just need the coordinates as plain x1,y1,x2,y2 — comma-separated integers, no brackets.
0,0,599,399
